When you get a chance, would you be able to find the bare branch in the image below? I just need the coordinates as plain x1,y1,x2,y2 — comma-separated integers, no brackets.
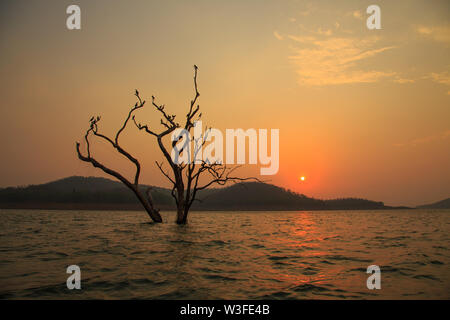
155,161,175,184
75,91,163,222
115,90,145,145
195,164,261,191
76,65,257,225
184,65,200,131
75,141,134,190
151,96,179,129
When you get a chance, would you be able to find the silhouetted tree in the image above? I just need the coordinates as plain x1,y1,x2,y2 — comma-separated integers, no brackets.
75,93,163,222
76,66,258,223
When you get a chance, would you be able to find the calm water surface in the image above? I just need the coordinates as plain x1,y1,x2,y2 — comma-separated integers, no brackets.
0,209,449,299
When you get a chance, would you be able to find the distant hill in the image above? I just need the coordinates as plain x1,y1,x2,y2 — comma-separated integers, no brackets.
193,182,390,210
417,198,450,209
0,176,403,211
0,176,174,210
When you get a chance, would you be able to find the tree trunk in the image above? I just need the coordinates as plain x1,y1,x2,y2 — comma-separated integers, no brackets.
175,174,188,224
176,201,190,224
133,189,162,223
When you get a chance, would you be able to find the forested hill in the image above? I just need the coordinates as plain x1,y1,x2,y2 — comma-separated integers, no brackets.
192,182,393,210
0,176,405,211
416,198,450,209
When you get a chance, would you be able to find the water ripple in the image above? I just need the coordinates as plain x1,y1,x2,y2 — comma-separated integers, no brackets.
0,209,449,299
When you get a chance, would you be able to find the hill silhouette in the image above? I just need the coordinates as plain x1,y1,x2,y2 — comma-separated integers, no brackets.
0,176,404,211
0,176,173,210
192,182,391,210
417,198,450,209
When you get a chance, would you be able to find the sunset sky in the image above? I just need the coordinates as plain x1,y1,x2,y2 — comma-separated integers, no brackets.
0,0,449,206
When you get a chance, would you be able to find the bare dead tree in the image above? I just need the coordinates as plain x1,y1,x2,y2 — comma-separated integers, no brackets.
75,91,163,223
133,65,260,224
76,66,258,224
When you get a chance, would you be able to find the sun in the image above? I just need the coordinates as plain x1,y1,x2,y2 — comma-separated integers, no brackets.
300,176,305,181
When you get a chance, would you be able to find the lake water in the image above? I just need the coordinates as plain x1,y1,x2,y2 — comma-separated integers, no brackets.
0,209,449,299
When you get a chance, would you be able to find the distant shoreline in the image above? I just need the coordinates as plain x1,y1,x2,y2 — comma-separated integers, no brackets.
2,176,448,210
0,202,412,212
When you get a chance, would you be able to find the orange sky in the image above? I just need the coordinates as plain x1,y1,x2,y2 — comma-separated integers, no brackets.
0,0,449,206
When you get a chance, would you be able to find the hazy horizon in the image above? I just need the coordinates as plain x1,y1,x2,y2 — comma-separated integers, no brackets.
1,0,449,207
1,174,447,208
